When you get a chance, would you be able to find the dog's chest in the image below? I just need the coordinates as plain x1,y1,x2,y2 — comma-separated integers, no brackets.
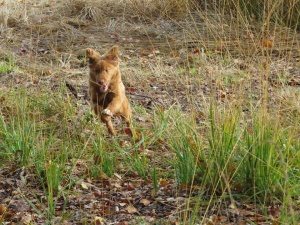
96,92,115,108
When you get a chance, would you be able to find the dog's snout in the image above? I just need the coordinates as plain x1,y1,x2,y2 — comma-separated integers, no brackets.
99,79,105,85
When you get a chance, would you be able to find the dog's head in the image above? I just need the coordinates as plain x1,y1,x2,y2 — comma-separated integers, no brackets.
86,46,120,93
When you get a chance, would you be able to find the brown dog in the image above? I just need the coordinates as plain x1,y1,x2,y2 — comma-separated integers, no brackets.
86,46,134,136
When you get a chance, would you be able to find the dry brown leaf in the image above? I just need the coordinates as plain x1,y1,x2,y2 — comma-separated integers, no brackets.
140,199,151,206
261,39,274,48
238,209,256,216
125,205,137,214
100,172,109,179
55,47,62,52
21,213,32,224
249,216,267,223
112,181,122,188
92,216,104,225
82,38,88,44
150,189,157,198
0,205,7,215
159,179,168,187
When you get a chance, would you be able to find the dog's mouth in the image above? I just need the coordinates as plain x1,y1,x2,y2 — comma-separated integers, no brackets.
99,84,109,93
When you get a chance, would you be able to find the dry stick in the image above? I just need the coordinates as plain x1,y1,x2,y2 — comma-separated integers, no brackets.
215,160,237,210
220,171,237,210
127,92,153,99
65,81,78,98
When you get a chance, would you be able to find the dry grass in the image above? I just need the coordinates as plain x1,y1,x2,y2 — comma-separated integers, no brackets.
0,0,299,224
0,0,298,114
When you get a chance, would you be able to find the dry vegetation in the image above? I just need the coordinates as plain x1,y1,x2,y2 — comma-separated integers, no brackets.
0,0,300,224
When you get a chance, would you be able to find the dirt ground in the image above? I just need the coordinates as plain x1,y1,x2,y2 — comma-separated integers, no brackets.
0,0,300,224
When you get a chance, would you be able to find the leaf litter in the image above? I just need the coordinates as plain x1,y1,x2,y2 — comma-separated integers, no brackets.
0,0,299,224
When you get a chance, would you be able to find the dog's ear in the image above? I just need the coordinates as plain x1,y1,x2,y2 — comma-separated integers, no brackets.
104,46,119,62
86,48,101,66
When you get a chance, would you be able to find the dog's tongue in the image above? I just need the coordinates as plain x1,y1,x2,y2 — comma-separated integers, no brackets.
100,85,108,93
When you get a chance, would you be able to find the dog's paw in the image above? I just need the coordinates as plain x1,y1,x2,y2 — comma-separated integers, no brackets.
102,109,113,117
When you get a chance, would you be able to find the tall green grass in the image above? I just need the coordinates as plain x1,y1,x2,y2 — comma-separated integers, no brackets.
158,102,300,223
0,86,87,222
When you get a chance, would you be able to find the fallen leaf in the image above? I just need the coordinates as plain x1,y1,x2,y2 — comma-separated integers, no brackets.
159,179,168,187
92,216,104,225
249,216,266,223
124,128,132,135
268,208,278,217
261,39,274,48
14,77,22,84
100,172,109,179
288,78,300,86
114,173,122,180
81,182,89,190
122,54,131,60
236,209,255,216
111,181,122,189
126,87,136,93
193,48,200,54
21,213,32,224
140,199,151,206
55,47,62,52
0,205,7,215
150,189,156,198
125,205,137,214
82,38,88,44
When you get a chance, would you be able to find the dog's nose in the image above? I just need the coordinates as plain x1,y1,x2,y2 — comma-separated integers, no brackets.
99,79,104,85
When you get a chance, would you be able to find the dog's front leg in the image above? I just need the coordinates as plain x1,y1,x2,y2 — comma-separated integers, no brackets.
101,113,116,135
101,104,117,135
90,99,115,134
100,98,123,135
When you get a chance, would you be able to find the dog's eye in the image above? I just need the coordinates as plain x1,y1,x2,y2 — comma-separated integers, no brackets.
95,69,100,73
105,68,109,72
